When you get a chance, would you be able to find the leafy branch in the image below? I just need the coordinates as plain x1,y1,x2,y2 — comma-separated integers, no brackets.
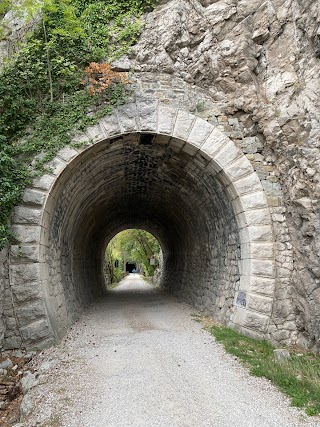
0,0,157,249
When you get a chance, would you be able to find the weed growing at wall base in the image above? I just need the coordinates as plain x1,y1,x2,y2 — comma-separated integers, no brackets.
196,317,320,416
0,0,156,250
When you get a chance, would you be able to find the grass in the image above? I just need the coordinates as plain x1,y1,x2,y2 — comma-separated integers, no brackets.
195,316,320,416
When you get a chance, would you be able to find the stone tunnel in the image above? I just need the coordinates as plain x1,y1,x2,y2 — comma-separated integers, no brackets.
41,131,241,341
3,93,279,350
1,0,320,353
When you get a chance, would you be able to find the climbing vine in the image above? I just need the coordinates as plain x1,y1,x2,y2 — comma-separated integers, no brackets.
0,0,156,249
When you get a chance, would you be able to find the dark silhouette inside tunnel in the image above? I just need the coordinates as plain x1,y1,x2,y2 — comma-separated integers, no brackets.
126,263,136,273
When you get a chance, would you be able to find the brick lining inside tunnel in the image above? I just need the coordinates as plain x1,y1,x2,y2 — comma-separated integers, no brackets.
45,133,241,340
8,102,276,349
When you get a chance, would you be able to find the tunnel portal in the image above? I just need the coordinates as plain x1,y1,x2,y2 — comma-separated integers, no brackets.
9,102,276,348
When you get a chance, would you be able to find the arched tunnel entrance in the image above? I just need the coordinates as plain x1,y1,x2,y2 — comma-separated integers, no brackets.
46,132,240,339
10,104,276,348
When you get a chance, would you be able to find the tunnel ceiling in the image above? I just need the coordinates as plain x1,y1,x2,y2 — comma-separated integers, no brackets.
50,133,236,255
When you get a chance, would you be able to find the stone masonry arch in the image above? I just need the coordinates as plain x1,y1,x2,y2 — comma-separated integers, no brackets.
9,100,276,349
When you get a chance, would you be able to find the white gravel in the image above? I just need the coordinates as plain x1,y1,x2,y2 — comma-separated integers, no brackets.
22,275,320,427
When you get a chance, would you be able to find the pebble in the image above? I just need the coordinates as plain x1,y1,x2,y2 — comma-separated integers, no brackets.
0,359,13,369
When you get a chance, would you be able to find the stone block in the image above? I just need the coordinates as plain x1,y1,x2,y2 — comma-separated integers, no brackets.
168,137,184,152
231,307,269,332
224,156,254,181
15,301,47,327
239,258,251,275
46,157,66,176
244,208,271,226
213,140,242,168
194,152,210,167
13,207,42,225
247,293,273,314
3,335,22,349
57,146,79,163
206,160,221,175
232,197,244,215
158,105,177,135
235,212,247,229
173,110,196,140
100,114,121,137
11,281,41,303
187,118,213,148
154,134,171,145
247,225,273,242
225,183,238,201
201,128,228,158
70,132,91,151
239,227,250,244
10,245,40,263
250,242,274,259
10,264,42,286
85,123,106,143
218,170,232,187
22,189,46,207
116,103,139,133
246,276,275,296
182,143,198,156
11,226,42,244
232,172,262,196
32,174,56,191
137,99,158,132
19,319,53,344
240,191,268,211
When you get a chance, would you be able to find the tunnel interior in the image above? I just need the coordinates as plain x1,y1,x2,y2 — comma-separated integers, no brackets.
44,133,241,340
126,263,137,273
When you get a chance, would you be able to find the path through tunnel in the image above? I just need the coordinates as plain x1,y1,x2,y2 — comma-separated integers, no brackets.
43,132,241,341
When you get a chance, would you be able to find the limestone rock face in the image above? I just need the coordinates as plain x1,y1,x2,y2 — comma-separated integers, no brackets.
0,9,39,65
127,0,320,349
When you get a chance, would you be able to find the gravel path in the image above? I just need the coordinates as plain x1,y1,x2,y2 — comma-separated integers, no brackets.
22,275,319,427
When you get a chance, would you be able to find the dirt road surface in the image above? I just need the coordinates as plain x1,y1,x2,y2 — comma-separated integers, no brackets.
20,275,320,427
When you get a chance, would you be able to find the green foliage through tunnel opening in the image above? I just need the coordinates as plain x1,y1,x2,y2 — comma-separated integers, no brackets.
105,229,161,287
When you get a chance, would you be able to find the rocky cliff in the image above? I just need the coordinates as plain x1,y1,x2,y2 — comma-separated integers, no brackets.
1,0,319,350
124,0,320,348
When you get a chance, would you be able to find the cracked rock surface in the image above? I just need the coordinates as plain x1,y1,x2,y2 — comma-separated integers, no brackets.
124,0,320,349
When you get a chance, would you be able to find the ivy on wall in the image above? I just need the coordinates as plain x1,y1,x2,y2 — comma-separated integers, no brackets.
0,0,156,249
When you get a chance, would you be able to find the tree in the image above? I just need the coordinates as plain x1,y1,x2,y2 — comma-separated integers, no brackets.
105,229,161,286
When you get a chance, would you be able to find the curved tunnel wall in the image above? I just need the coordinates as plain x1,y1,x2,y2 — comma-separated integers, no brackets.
45,132,241,339
9,101,276,348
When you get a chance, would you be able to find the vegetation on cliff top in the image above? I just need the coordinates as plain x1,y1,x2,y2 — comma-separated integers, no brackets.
0,0,155,249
